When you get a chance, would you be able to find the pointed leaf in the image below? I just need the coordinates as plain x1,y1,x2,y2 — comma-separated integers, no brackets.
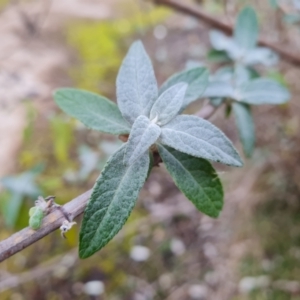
158,145,223,218
54,88,130,135
124,116,161,165
79,145,150,259
159,67,209,109
233,102,255,157
116,41,158,124
234,7,258,50
238,78,290,105
202,81,235,98
150,83,187,125
160,115,243,167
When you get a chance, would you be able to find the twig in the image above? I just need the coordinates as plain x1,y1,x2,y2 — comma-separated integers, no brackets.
0,190,92,263
153,0,300,67
0,102,218,263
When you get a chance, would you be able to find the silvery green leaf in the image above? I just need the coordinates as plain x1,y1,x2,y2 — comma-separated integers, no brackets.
124,116,161,165
54,88,130,135
160,115,243,167
158,145,223,218
213,66,234,82
244,47,279,66
202,81,234,98
159,67,209,109
234,65,252,87
210,30,243,60
116,41,158,124
210,98,224,107
151,83,187,125
234,7,258,50
233,102,255,157
79,145,149,259
238,78,290,105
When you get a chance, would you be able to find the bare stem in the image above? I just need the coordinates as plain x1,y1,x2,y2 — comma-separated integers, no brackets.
153,0,300,67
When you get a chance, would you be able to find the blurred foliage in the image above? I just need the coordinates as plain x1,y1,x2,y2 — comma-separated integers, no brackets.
67,7,168,93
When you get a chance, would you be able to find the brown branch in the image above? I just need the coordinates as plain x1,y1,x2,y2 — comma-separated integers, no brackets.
0,190,92,263
0,102,219,263
153,0,300,67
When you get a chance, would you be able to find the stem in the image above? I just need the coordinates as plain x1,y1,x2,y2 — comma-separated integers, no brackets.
153,0,300,67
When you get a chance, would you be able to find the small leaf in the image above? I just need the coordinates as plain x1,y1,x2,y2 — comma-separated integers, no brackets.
160,115,243,167
124,116,161,165
234,7,258,50
238,78,290,105
233,102,255,157
54,88,130,135
150,83,187,125
116,41,158,124
244,47,279,66
79,145,150,259
202,81,234,98
209,30,242,60
29,207,44,230
159,67,209,109
158,145,223,218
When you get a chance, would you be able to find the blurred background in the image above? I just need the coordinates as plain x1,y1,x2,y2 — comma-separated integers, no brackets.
0,0,300,299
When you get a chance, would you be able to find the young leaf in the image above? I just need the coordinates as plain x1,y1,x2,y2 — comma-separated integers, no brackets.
202,81,234,98
54,89,130,135
150,83,187,125
234,7,258,50
233,102,255,157
244,47,279,66
159,67,209,109
124,116,161,165
238,78,290,105
116,40,158,124
29,207,44,230
160,115,243,167
79,146,150,259
158,145,223,218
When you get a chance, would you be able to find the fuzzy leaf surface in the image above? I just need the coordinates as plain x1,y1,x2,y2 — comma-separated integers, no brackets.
54,88,130,135
160,115,243,167
124,116,161,165
116,41,158,124
233,102,255,157
158,145,223,218
150,83,187,125
79,146,149,259
238,78,290,105
159,67,209,109
234,7,258,50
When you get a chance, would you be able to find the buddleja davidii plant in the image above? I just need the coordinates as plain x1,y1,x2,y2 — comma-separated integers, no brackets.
205,6,290,157
54,41,243,259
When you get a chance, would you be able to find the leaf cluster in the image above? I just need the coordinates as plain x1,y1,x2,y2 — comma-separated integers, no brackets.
55,41,243,258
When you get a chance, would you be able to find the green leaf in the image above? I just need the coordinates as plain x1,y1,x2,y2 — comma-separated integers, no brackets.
54,88,130,135
29,207,44,230
79,145,150,259
160,115,243,167
2,193,23,228
158,145,223,218
124,116,161,165
150,82,187,125
233,102,255,157
116,41,158,124
159,67,209,109
234,7,258,50
238,78,290,105
202,81,234,99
